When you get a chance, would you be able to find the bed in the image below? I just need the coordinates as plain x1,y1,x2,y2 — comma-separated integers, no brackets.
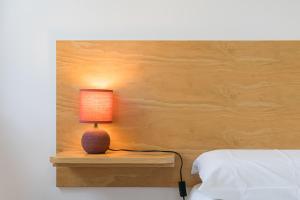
189,149,300,200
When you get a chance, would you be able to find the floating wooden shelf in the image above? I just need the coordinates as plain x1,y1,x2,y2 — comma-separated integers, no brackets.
50,150,175,168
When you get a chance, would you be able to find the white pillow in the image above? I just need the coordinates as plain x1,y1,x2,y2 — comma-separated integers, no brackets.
191,149,300,200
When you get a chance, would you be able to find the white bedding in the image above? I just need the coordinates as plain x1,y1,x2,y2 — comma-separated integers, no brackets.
189,183,300,200
189,184,212,200
190,150,300,200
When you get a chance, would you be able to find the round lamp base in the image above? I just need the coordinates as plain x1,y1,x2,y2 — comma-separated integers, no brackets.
81,130,110,154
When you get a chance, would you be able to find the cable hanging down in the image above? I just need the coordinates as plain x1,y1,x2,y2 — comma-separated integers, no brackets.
109,148,187,200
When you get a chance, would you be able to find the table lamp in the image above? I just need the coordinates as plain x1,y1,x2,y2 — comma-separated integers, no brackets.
80,89,113,154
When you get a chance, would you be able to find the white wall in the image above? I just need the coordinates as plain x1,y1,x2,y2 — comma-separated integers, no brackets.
1,0,300,199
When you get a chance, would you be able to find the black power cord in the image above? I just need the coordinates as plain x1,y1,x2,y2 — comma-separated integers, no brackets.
109,148,187,200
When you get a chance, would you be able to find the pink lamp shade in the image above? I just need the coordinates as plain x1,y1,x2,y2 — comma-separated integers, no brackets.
80,89,113,123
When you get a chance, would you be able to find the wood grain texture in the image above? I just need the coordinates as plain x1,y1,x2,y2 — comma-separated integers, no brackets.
50,150,175,167
56,41,300,187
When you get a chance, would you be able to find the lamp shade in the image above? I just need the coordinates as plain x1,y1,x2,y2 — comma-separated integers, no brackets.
80,89,113,123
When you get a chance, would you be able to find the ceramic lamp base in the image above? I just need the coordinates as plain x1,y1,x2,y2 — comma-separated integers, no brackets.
81,129,110,154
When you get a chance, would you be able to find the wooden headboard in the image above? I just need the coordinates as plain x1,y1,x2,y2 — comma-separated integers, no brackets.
57,41,300,187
